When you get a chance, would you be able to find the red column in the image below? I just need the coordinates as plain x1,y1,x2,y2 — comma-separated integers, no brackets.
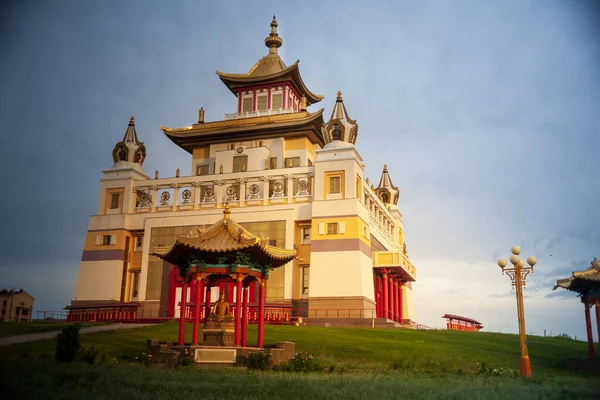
237,92,242,113
178,282,188,345
394,280,400,322
382,270,388,320
399,282,404,323
252,91,257,112
390,278,396,321
241,286,249,347
192,277,202,345
267,87,272,110
388,276,394,320
258,277,266,347
234,275,243,346
596,304,600,352
375,275,381,318
204,286,212,322
584,301,595,357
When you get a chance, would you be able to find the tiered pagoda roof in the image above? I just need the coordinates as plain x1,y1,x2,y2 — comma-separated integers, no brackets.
216,16,323,105
553,258,600,300
154,205,296,269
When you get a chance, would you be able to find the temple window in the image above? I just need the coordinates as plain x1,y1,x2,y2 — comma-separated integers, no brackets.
196,164,209,176
233,156,247,173
135,236,143,250
327,223,338,235
329,176,341,194
301,228,311,244
257,95,268,111
269,157,277,169
110,193,120,209
102,235,111,245
242,97,253,112
301,266,310,297
272,93,282,109
285,157,300,168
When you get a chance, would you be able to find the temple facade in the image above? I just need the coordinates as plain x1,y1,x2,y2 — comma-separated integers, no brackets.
72,17,417,324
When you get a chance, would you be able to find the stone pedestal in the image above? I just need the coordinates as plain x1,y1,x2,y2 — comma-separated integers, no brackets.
203,320,235,346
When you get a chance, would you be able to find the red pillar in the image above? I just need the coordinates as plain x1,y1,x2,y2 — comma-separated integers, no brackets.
237,92,242,113
241,286,249,347
375,275,382,318
394,280,400,322
584,301,595,357
258,277,266,347
192,277,202,345
388,276,394,320
596,304,600,352
204,286,212,322
234,275,243,346
382,270,388,320
398,282,404,323
178,282,188,345
390,278,397,321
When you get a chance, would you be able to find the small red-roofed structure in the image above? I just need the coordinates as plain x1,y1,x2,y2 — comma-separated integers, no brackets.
443,314,483,332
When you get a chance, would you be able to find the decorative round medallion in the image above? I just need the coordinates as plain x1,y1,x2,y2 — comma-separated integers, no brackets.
236,146,244,154
141,193,150,202
182,189,191,200
226,186,236,196
249,184,259,195
298,180,308,191
160,191,170,201
273,182,283,192
204,187,213,197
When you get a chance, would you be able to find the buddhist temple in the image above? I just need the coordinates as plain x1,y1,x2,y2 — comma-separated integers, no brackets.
553,258,600,357
442,314,483,332
70,16,417,327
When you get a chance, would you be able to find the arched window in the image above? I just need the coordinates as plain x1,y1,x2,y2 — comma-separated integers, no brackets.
332,128,342,141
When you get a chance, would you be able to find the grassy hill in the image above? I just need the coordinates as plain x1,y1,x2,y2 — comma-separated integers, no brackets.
1,322,598,399
0,322,590,373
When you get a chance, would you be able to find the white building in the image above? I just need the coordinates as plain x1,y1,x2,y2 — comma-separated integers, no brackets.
71,16,416,324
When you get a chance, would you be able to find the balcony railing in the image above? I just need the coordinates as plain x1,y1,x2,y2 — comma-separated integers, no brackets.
132,166,314,213
224,107,297,120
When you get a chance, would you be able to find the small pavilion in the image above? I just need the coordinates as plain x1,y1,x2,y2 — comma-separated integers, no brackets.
154,204,296,348
442,314,483,332
553,258,600,357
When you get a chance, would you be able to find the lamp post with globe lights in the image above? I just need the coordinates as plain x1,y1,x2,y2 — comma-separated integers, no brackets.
497,245,537,377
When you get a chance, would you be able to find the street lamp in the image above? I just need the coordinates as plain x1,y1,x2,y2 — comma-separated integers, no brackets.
497,245,537,377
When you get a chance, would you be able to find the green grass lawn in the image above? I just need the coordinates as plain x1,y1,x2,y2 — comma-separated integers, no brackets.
1,322,598,399
0,321,101,337
1,358,599,400
0,322,591,374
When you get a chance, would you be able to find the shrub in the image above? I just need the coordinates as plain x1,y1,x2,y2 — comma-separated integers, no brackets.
285,351,323,372
133,352,154,366
176,348,195,367
477,359,518,377
390,358,414,371
79,346,99,365
247,349,272,371
55,323,81,362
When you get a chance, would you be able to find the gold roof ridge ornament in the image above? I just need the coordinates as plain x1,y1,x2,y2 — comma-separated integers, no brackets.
223,201,231,219
265,15,283,54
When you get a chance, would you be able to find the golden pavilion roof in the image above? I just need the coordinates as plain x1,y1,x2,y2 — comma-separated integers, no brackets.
553,258,600,297
153,204,296,269
216,16,323,105
161,109,326,152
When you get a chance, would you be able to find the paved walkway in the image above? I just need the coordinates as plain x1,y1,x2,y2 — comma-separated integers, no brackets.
0,323,156,346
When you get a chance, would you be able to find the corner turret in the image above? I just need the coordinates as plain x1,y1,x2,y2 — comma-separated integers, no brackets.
111,116,146,173
375,164,399,205
323,91,358,147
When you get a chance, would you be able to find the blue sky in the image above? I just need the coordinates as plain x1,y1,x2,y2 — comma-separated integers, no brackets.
1,0,598,339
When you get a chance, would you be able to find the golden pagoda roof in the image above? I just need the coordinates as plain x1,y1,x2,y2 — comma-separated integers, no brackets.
553,258,600,295
216,16,323,105
161,109,326,152
153,204,296,269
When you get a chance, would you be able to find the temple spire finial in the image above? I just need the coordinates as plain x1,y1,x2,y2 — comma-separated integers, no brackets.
223,201,231,219
264,15,283,54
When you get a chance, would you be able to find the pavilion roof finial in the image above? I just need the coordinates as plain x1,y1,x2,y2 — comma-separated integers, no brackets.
223,201,231,219
264,15,283,54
